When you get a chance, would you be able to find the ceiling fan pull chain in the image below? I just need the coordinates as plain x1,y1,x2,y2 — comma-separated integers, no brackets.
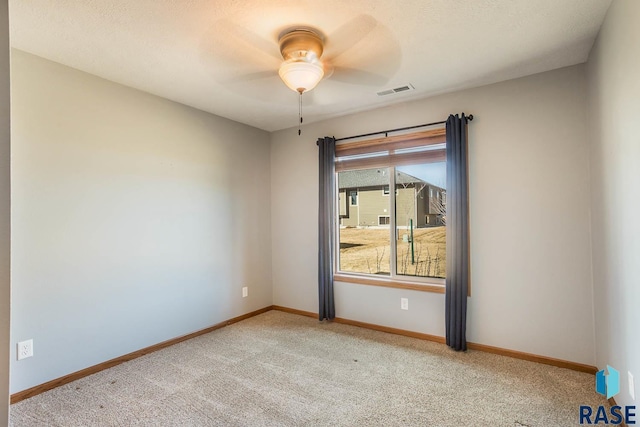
298,91,303,136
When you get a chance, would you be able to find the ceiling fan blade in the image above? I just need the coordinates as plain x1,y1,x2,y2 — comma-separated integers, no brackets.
329,66,389,86
224,74,298,105
224,70,278,84
201,19,281,69
321,62,334,79
323,14,377,61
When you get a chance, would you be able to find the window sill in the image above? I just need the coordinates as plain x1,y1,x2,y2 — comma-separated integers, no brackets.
334,273,445,294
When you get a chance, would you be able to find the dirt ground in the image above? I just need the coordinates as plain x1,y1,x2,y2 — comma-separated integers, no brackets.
338,226,446,278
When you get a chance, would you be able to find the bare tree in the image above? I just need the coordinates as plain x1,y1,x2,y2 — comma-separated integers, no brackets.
375,246,386,273
396,174,428,229
430,190,446,225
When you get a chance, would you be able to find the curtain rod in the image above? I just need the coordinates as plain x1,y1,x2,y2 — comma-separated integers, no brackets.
333,114,473,142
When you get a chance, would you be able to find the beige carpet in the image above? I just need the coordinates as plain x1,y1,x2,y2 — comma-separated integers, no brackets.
10,311,608,426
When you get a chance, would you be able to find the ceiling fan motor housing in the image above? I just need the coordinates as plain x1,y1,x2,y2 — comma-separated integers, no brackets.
279,29,324,61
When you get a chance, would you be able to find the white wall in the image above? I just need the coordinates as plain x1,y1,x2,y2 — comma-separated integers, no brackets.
10,50,272,394
271,65,596,365
0,1,9,424
586,0,639,408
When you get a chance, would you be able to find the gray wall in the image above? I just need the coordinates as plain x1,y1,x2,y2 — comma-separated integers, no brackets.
0,1,9,424
586,0,639,408
10,50,272,394
271,65,595,365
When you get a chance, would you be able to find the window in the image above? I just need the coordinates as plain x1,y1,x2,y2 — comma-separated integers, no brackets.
382,185,398,196
350,190,358,206
335,128,447,288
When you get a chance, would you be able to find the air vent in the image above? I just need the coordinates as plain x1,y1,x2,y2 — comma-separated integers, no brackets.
377,84,415,97
376,89,395,96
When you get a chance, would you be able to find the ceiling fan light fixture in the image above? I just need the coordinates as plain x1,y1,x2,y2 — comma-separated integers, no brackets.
278,60,324,93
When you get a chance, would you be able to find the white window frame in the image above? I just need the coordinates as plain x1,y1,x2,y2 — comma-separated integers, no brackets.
335,165,445,290
334,166,445,293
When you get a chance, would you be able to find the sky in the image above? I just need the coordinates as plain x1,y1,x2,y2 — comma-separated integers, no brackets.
398,162,446,188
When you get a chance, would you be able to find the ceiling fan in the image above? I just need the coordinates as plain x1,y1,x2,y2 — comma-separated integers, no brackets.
210,15,397,93
204,15,400,131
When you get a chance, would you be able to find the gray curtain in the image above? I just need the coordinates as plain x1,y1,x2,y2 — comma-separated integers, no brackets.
318,136,336,321
445,114,470,351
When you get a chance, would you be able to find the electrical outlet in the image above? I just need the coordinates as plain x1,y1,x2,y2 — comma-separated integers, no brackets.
17,339,33,360
400,298,408,310
629,371,635,400
242,287,248,298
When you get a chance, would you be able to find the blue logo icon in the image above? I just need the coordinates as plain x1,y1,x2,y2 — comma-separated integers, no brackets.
580,365,635,425
596,365,620,399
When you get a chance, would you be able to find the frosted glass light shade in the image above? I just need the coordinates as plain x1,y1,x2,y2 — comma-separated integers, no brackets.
278,61,324,93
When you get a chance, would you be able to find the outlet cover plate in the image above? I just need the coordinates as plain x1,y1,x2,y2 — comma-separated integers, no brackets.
400,298,408,310
242,287,248,298
17,339,33,360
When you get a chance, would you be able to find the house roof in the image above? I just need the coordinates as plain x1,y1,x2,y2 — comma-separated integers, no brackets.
338,169,429,190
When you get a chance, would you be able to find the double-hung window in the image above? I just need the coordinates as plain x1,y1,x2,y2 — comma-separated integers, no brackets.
334,128,446,291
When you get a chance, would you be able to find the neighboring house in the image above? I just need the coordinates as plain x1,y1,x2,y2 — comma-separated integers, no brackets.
338,169,445,228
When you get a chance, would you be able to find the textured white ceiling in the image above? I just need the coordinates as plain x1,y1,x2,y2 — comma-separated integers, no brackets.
9,0,611,131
